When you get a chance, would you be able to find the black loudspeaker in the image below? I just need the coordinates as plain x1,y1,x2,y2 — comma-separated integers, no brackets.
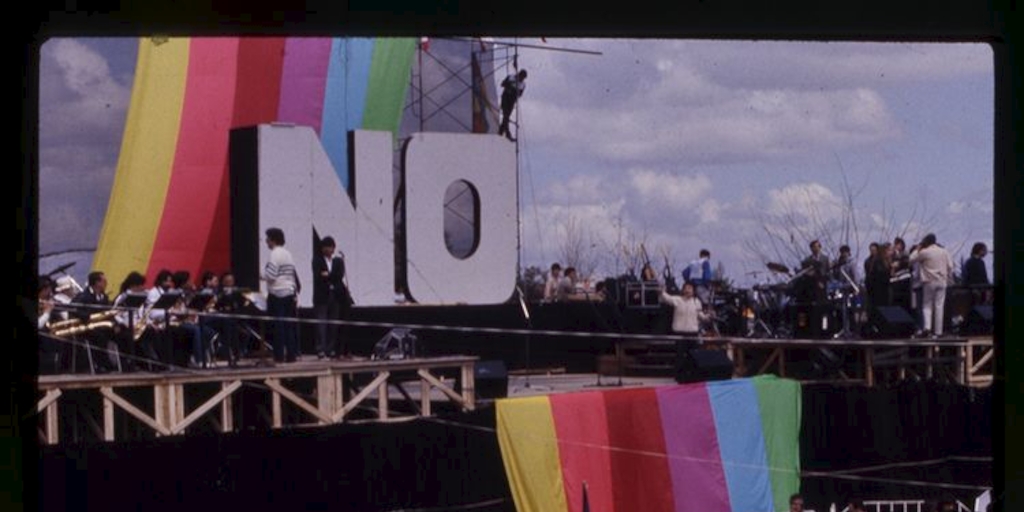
676,348,734,383
790,303,827,339
870,306,916,338
963,305,993,335
474,360,508,400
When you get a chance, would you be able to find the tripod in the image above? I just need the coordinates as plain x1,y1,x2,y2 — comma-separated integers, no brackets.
746,287,776,338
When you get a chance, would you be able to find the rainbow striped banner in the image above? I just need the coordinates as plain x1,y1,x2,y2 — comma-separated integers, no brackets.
93,37,415,288
496,376,801,512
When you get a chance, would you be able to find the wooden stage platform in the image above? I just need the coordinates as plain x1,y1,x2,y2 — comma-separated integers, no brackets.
36,355,477,445
612,335,994,387
35,334,995,445
718,335,993,387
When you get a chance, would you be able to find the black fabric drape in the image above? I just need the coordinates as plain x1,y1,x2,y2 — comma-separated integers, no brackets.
800,381,992,509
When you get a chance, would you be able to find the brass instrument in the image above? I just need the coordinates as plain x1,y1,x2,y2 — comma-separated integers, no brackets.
46,309,118,332
46,316,81,331
48,309,118,337
132,302,156,341
52,320,116,338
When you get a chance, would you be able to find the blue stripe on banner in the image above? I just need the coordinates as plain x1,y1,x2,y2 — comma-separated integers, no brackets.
707,379,776,512
321,38,374,191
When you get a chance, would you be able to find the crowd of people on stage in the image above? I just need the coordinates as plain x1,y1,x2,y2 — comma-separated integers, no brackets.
38,226,992,373
540,233,992,340
38,227,352,374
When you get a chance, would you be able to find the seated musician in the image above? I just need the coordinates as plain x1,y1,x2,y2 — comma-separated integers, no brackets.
38,276,61,330
38,276,62,374
112,271,147,371
198,270,232,365
71,271,116,373
213,271,243,366
542,263,562,303
555,267,598,302
171,270,218,368
145,269,189,370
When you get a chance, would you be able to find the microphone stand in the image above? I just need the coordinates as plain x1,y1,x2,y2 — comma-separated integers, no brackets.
832,267,860,340
511,285,549,393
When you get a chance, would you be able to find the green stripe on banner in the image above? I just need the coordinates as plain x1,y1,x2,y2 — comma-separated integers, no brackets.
362,38,416,134
753,376,802,512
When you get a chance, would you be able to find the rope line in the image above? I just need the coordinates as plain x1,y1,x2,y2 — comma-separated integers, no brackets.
420,416,991,492
46,301,978,346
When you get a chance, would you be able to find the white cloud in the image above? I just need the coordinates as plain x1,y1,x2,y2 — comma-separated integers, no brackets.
518,39,992,170
40,39,131,141
628,169,712,210
698,199,721,224
678,40,992,90
524,74,899,166
766,182,844,221
947,199,994,215
544,173,614,204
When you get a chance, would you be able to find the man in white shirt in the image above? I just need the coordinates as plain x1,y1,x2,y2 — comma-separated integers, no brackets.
542,263,562,302
661,281,709,383
909,233,955,338
660,281,707,336
263,227,300,362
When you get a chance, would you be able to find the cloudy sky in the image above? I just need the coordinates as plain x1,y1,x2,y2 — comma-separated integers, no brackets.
38,38,993,288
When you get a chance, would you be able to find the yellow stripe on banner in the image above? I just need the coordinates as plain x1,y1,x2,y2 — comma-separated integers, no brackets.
496,396,569,512
93,38,189,287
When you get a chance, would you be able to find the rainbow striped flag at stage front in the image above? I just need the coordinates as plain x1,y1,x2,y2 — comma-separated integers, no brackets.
496,375,801,512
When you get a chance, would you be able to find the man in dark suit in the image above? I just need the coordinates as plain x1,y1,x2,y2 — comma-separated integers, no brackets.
71,271,116,372
312,237,351,358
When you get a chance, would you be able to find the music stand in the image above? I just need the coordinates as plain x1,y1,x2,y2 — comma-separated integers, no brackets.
187,292,215,311
153,291,183,325
121,292,148,371
147,291,182,370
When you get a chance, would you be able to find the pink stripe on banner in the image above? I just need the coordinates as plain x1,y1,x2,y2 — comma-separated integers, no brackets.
277,38,332,133
656,384,733,512
550,391,616,512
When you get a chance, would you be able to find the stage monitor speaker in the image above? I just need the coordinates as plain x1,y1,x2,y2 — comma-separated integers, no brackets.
963,305,993,335
870,306,916,338
474,360,508,400
370,328,418,360
676,348,734,384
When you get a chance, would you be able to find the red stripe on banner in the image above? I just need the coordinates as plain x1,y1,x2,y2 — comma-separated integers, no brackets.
604,388,675,512
551,391,616,512
196,37,287,276
147,38,242,281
